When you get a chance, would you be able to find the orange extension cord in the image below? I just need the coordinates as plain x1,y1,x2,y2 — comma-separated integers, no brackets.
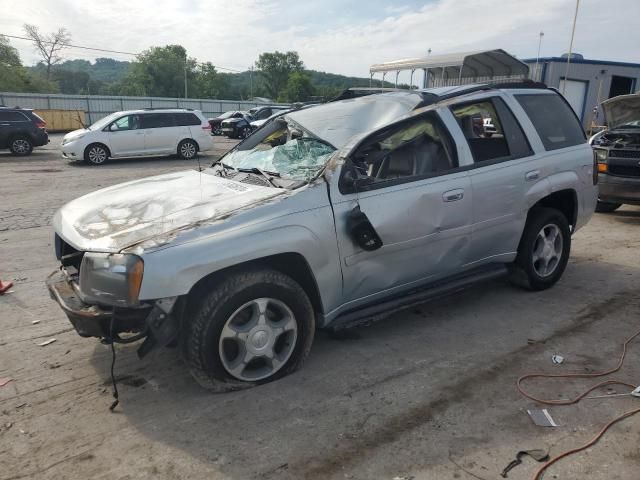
516,327,640,480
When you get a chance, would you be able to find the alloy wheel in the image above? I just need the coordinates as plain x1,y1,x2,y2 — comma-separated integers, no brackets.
12,139,31,154
88,146,107,164
532,223,563,277
218,297,298,381
180,141,197,159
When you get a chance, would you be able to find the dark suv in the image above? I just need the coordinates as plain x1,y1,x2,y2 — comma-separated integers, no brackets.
0,107,49,156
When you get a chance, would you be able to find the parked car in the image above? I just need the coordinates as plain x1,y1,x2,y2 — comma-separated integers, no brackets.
47,83,597,390
220,112,255,139
208,111,244,136
0,106,49,156
250,109,292,131
61,109,213,165
248,105,290,121
589,93,640,212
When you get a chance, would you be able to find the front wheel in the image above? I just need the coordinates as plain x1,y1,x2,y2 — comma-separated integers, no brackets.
178,139,198,159
184,268,315,391
595,201,621,213
9,136,33,156
84,144,109,165
240,126,251,139
509,207,571,291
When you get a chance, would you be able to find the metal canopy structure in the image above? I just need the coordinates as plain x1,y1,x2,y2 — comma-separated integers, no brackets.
369,49,529,88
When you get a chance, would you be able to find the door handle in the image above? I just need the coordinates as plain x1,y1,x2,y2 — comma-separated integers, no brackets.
525,170,540,181
443,189,464,202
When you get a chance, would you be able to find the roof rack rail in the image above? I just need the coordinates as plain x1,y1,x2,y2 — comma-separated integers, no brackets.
141,107,194,111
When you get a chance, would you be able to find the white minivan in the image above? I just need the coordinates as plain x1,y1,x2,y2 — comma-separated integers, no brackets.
61,109,214,165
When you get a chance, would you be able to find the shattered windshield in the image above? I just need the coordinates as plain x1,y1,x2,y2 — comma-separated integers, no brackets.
220,124,336,182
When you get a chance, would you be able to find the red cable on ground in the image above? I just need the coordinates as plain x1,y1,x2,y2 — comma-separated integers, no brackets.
516,327,640,480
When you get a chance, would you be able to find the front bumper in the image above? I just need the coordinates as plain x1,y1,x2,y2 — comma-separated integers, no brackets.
46,270,148,338
598,174,640,205
61,143,81,159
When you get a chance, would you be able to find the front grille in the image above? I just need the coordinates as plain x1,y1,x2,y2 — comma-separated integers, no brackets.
226,172,272,187
609,149,640,159
608,165,640,177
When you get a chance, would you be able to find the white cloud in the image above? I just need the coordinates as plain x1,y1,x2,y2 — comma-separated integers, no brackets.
1,0,638,82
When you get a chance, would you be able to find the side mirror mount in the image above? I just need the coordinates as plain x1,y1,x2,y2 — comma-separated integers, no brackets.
341,166,374,192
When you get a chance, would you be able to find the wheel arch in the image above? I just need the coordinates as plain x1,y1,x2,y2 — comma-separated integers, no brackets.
179,137,200,152
183,252,324,318
528,188,578,229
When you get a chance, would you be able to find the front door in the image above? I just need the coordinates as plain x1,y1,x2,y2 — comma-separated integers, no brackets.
106,114,144,156
330,110,473,310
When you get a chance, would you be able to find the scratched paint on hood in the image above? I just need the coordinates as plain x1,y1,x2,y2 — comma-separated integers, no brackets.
53,169,286,252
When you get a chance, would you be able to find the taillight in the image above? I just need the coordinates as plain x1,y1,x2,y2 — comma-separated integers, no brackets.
35,120,46,129
202,124,211,130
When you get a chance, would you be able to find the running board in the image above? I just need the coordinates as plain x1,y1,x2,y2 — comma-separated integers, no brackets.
329,264,509,331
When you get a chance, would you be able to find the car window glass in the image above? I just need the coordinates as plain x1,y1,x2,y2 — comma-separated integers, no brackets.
515,93,586,150
110,115,137,131
255,109,271,120
349,112,458,186
451,97,531,163
140,113,175,129
0,111,28,122
175,113,200,126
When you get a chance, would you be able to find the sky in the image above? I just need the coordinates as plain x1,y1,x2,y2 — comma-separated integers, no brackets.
1,0,639,85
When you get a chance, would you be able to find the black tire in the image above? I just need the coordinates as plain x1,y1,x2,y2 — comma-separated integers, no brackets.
509,207,571,291
178,139,198,159
184,268,315,391
240,126,251,139
595,201,621,213
84,143,109,165
9,136,33,156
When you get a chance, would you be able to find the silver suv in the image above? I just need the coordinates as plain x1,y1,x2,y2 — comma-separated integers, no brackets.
47,83,598,390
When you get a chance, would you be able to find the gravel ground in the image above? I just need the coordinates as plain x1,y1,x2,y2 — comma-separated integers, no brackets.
1,134,640,480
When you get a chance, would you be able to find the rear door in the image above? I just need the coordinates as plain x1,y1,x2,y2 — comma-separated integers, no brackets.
141,113,178,154
330,110,472,307
448,95,534,266
106,114,145,156
0,111,30,148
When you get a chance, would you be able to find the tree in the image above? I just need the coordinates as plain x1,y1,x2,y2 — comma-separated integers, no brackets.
0,35,56,93
190,62,226,99
23,24,71,80
255,51,304,99
118,45,189,97
281,71,314,102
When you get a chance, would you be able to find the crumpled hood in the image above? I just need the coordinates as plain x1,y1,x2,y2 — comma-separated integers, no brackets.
602,94,640,129
53,170,286,253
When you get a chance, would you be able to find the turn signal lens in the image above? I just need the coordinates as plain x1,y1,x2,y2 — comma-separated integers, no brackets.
597,163,608,173
128,258,144,304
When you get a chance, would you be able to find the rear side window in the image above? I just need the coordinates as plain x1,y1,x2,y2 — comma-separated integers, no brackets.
0,111,29,122
140,113,175,129
515,93,586,150
174,113,201,126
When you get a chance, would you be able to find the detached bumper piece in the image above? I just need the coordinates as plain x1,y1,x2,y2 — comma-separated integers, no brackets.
46,270,179,357
46,270,149,338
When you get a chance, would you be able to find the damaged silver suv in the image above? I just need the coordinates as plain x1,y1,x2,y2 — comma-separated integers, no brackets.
47,82,598,390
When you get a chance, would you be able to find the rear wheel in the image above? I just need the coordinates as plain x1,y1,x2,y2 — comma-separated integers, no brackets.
184,268,315,391
9,136,33,156
178,139,198,159
509,207,571,291
595,201,621,213
84,144,109,165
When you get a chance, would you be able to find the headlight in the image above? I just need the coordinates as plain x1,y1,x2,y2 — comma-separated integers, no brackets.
62,134,85,146
79,253,144,307
594,149,608,162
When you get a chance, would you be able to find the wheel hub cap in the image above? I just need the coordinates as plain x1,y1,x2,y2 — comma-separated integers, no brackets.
532,223,563,277
218,297,298,381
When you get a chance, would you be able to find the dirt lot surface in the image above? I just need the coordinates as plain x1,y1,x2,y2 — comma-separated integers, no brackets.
1,134,640,480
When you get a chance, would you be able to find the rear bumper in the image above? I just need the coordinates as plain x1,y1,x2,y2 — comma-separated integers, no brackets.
598,174,640,205
32,131,49,147
46,270,148,338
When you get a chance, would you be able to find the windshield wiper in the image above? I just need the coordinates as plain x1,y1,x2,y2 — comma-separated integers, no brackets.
237,167,281,187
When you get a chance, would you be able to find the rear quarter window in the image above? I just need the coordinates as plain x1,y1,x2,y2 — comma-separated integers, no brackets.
515,93,586,151
174,113,201,126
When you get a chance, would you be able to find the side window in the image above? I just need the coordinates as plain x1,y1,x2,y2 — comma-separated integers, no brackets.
451,97,531,163
515,93,586,151
255,109,271,120
0,111,29,122
109,115,139,131
174,113,200,126
140,113,175,129
346,112,458,189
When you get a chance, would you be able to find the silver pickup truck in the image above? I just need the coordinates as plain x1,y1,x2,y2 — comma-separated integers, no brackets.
47,83,598,390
